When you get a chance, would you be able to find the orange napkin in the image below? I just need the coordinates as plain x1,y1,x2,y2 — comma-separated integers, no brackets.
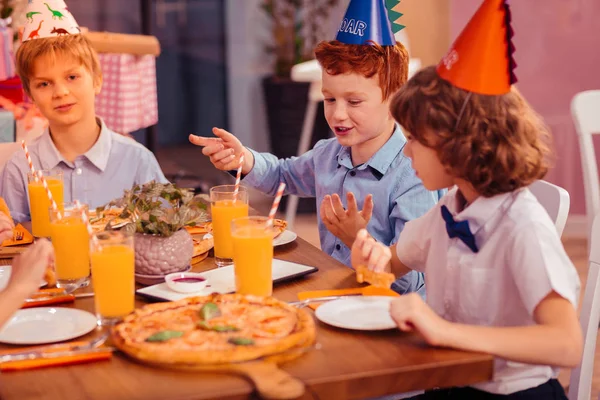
22,288,75,309
297,285,400,310
1,224,34,247
0,343,113,371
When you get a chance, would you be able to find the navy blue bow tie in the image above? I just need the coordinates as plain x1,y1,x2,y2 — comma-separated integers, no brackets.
440,205,479,253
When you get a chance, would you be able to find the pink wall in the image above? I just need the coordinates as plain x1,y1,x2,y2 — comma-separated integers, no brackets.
451,0,600,215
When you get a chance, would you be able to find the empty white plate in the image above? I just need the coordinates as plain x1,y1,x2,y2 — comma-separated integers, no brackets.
0,307,97,345
315,296,397,331
0,266,46,291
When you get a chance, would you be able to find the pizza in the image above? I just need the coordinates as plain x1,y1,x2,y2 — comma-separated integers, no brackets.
356,265,395,288
89,208,129,233
111,294,316,366
185,222,211,236
204,219,287,239
193,236,213,257
191,235,213,264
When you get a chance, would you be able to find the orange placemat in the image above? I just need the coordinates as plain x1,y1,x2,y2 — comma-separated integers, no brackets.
1,224,34,247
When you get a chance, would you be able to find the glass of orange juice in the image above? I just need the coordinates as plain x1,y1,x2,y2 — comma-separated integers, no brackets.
28,170,64,238
231,216,275,296
50,202,91,291
90,230,135,326
210,185,249,267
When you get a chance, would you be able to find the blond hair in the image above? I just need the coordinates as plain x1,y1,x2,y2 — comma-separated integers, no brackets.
16,34,102,96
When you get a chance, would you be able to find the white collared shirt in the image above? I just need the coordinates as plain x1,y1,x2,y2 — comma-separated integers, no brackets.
396,187,580,394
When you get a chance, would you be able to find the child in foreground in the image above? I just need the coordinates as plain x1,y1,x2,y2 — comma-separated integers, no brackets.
352,0,582,398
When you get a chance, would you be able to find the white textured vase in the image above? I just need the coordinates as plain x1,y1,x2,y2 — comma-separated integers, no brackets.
134,229,193,276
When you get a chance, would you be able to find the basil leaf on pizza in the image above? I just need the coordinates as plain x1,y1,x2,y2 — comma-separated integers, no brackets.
145,330,184,342
228,337,255,346
199,302,221,320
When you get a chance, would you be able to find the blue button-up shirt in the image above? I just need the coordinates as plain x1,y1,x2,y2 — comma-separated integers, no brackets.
0,118,168,222
243,125,443,294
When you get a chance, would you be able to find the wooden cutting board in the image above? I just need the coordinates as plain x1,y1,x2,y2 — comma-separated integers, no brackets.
134,344,311,399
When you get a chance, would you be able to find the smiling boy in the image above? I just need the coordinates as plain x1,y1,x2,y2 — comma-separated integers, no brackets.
0,0,167,222
190,0,440,294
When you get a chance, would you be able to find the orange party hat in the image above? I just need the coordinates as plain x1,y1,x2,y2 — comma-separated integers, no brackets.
437,0,517,95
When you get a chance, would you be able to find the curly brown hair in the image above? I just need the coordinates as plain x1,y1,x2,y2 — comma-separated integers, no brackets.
390,66,553,197
314,40,408,100
16,34,102,96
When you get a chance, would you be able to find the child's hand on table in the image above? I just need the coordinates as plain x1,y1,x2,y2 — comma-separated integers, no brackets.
389,294,451,347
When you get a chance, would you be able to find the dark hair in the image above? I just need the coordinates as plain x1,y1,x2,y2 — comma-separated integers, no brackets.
390,66,553,197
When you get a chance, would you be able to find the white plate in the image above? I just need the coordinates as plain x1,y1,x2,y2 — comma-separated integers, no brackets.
315,296,397,331
0,266,46,291
137,258,318,302
0,307,97,345
203,230,297,248
273,230,297,247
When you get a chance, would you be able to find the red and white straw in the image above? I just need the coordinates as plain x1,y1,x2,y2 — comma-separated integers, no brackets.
232,153,244,203
74,200,94,237
21,140,38,182
267,182,286,227
38,171,61,220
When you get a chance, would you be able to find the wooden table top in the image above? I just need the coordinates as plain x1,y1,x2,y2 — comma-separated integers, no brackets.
0,234,494,400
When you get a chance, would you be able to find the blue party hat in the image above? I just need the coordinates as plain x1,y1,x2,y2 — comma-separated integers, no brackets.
336,0,396,46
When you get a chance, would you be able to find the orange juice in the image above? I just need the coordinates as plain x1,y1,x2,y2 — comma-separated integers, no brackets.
232,217,274,296
212,200,249,259
91,244,135,320
50,215,90,281
28,177,64,237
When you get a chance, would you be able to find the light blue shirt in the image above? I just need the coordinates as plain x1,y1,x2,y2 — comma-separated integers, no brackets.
243,125,443,294
0,118,168,222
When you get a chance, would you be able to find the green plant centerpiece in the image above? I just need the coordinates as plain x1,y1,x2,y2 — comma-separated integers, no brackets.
97,181,209,279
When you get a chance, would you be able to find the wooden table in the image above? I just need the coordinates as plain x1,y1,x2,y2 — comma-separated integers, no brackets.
0,236,493,400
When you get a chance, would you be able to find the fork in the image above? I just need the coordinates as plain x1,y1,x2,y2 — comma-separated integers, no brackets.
12,230,23,241
288,295,361,308
0,332,110,363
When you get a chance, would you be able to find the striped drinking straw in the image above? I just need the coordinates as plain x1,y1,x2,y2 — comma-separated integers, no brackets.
266,182,286,228
37,171,61,220
232,154,244,203
74,200,101,249
21,140,38,182
74,200,94,237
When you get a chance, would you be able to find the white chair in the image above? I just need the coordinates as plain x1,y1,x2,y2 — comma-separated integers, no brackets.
529,180,570,237
568,214,600,400
571,90,600,242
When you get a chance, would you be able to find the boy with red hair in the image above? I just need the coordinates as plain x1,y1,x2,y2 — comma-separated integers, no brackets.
191,0,440,294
